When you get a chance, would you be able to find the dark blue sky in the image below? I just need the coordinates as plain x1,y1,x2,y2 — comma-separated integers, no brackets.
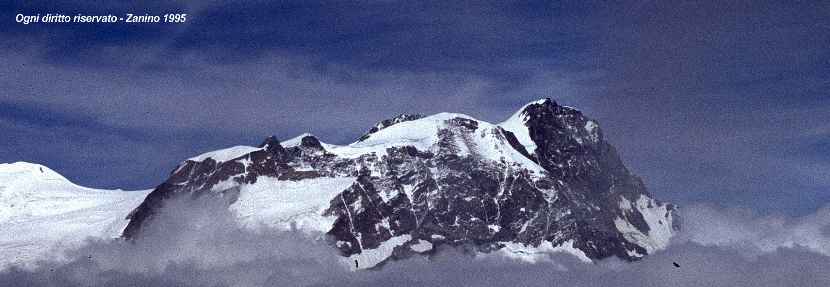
2,1,828,215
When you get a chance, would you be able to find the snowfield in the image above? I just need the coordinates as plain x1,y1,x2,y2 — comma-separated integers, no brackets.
324,112,546,176
0,162,150,269
230,176,357,233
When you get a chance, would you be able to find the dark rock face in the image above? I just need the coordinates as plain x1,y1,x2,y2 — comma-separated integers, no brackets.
520,99,659,258
123,99,678,265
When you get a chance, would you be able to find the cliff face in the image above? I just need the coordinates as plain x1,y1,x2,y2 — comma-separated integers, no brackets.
122,98,678,268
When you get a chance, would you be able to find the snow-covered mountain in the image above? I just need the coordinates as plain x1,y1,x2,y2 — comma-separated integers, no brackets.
121,98,679,269
0,162,150,269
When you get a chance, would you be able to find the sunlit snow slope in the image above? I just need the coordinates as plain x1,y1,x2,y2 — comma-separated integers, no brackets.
0,162,150,269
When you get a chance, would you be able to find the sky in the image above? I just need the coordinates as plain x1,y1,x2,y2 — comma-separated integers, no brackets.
1,0,828,216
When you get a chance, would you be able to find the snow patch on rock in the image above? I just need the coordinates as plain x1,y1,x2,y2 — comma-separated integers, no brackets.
347,234,412,270
410,239,433,253
614,195,675,253
229,177,357,233
585,120,599,142
493,240,592,263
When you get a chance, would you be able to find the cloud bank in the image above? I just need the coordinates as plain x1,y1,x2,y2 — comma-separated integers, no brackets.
1,199,828,287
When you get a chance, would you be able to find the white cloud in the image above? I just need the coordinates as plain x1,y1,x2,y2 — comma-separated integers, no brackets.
677,203,830,257
2,198,829,287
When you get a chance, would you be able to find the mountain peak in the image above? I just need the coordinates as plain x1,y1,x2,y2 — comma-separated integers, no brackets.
500,98,567,129
529,97,555,106
258,135,280,148
282,133,325,149
0,162,70,183
258,135,287,154
500,98,598,154
123,98,676,268
358,113,425,141
300,135,324,150
522,97,578,115
281,133,311,146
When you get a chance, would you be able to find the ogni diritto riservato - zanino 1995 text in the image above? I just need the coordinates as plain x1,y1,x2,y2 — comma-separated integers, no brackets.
16,13,187,24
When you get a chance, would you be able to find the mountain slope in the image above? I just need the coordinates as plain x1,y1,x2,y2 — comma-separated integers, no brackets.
0,162,151,269
122,98,678,269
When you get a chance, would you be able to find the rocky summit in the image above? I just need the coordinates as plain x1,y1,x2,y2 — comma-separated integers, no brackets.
122,98,679,269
